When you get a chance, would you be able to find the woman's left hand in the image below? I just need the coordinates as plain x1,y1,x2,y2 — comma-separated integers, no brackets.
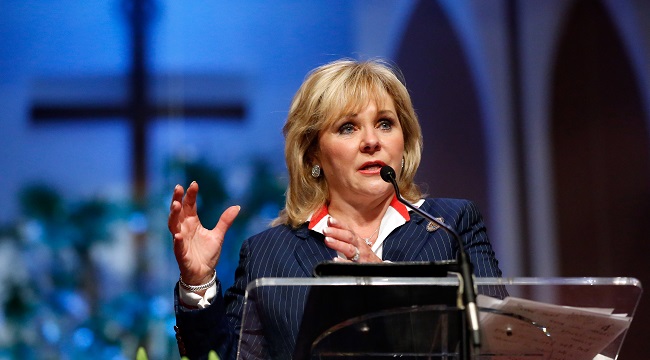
322,217,382,263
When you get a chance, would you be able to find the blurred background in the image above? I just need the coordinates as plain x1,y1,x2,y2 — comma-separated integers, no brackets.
1,0,649,359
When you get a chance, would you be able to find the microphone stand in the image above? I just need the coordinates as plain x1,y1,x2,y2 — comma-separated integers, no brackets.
380,166,480,359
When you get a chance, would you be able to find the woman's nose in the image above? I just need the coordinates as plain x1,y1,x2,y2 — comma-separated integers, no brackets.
360,128,381,153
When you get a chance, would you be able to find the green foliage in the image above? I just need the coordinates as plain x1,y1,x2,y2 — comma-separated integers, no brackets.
3,283,33,323
6,158,285,359
69,198,117,246
17,183,123,250
136,347,220,360
245,158,286,217
19,184,65,221
136,347,148,360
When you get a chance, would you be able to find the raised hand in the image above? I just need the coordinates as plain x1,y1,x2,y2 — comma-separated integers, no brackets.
168,181,240,286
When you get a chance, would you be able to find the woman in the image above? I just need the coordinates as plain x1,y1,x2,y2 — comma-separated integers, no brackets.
168,59,504,359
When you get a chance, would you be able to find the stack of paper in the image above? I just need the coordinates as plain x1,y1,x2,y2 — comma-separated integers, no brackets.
477,295,631,360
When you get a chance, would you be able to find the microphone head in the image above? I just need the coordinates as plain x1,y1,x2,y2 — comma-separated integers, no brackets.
380,165,396,183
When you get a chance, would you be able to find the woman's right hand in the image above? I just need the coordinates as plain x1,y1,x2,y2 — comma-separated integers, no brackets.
168,181,240,287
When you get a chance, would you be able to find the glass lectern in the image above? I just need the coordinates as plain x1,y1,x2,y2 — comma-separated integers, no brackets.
238,277,641,360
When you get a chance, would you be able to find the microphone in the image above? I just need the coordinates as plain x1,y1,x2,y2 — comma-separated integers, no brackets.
380,165,481,353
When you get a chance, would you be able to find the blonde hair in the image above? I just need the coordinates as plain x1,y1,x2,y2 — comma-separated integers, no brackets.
273,59,424,227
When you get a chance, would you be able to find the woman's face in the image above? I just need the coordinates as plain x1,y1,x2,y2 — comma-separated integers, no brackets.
315,92,404,206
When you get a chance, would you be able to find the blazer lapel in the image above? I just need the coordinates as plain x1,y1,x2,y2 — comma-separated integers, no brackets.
383,200,446,262
383,215,429,262
294,227,336,276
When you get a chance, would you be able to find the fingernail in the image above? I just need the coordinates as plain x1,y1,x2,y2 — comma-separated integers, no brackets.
324,236,333,243
329,217,338,225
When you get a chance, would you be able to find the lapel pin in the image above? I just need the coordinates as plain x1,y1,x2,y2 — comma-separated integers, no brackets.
426,218,444,232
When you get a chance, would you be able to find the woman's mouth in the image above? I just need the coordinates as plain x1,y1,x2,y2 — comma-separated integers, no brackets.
359,161,386,172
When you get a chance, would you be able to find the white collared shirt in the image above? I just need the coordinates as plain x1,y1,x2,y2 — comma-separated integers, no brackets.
307,196,424,259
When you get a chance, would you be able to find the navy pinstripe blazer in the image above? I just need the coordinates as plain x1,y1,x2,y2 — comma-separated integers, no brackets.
174,198,505,360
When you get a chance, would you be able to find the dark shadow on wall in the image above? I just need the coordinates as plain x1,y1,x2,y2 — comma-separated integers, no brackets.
551,0,650,357
396,0,490,222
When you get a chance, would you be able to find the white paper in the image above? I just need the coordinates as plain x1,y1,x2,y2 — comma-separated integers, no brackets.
477,295,631,360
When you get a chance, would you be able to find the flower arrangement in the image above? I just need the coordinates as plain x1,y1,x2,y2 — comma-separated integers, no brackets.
0,157,285,359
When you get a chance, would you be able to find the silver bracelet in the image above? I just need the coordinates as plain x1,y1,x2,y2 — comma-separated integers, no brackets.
179,270,217,292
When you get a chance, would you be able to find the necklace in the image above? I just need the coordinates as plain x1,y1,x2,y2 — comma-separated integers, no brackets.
360,226,380,247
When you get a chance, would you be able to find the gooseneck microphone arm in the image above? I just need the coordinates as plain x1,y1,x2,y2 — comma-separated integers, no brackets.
380,166,481,355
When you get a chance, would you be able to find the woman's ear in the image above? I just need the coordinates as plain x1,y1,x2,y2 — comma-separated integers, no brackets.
308,146,321,167
307,150,323,178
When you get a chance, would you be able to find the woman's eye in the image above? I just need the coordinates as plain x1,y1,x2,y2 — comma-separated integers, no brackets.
378,119,393,130
338,123,355,134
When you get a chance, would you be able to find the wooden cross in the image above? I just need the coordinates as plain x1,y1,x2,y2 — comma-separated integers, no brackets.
30,0,246,205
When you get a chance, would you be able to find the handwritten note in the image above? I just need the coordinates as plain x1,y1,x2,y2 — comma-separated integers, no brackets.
477,295,631,360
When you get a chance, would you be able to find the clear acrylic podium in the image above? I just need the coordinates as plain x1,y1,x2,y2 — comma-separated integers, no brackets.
237,277,642,360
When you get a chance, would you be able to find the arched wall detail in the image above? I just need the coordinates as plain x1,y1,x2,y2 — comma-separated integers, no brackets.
395,0,503,264
519,0,575,278
550,1,650,356
603,0,650,139
438,0,522,277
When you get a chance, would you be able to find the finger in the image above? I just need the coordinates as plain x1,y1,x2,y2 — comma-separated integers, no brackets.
348,244,359,259
168,185,185,235
172,230,185,252
323,225,356,246
168,206,177,234
327,216,349,230
182,181,199,214
170,184,184,209
324,235,358,257
213,205,241,236
341,245,359,262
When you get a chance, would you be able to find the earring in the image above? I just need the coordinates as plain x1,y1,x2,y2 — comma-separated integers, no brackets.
401,158,405,169
311,164,321,178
